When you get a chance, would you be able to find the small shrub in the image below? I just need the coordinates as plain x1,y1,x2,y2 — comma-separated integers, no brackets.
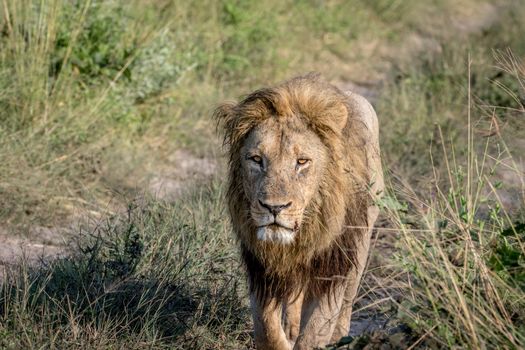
51,2,136,82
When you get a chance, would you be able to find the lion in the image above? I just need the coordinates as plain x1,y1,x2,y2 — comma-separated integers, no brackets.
214,73,383,350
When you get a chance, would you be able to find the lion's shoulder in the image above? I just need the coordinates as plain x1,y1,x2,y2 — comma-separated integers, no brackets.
343,91,379,140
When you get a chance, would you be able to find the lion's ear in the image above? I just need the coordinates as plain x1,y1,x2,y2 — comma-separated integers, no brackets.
213,101,237,144
214,101,236,126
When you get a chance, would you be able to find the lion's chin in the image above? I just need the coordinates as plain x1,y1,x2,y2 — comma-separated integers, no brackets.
256,225,295,244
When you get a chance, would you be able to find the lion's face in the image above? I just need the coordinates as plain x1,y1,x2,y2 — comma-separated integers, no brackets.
240,116,328,244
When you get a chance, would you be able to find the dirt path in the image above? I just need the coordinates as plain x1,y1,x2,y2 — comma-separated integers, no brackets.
337,2,500,104
148,149,218,201
0,226,65,279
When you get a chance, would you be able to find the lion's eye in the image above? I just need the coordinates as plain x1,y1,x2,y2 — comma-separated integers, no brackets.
297,159,309,165
250,155,262,164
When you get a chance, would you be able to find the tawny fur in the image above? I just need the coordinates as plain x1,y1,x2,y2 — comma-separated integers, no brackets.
215,73,383,349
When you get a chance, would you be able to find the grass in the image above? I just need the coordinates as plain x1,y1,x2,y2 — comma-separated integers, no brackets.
352,4,524,346
1,0,524,349
0,0,483,227
382,69,525,346
1,183,253,349
379,2,525,179
330,48,525,348
381,148,525,346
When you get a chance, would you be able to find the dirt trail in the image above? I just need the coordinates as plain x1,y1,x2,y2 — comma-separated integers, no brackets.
0,226,65,279
148,149,218,201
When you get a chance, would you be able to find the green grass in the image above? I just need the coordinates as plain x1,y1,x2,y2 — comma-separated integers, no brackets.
1,0,524,349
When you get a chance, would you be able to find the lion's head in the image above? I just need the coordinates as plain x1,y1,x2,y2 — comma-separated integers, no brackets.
215,74,371,290
239,114,330,244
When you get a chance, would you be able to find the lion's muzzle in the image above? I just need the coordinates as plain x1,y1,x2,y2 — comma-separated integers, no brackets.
253,199,297,244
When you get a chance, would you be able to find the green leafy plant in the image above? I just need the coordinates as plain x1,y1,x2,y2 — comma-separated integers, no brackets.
51,2,136,81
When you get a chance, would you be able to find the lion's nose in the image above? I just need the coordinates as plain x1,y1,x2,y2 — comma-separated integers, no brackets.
259,200,292,216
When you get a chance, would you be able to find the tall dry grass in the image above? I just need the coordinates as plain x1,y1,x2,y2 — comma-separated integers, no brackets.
381,51,524,348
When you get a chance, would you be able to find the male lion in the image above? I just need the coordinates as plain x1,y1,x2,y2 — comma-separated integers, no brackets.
214,74,383,350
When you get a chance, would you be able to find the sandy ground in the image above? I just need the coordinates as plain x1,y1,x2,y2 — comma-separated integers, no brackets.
0,226,65,280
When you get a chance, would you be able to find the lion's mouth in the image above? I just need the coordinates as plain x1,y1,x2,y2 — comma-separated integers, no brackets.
263,223,294,231
256,224,295,244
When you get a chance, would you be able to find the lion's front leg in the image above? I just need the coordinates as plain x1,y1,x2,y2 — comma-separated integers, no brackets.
329,247,369,342
330,202,381,342
330,204,379,342
293,285,346,350
251,294,291,350
283,291,304,344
